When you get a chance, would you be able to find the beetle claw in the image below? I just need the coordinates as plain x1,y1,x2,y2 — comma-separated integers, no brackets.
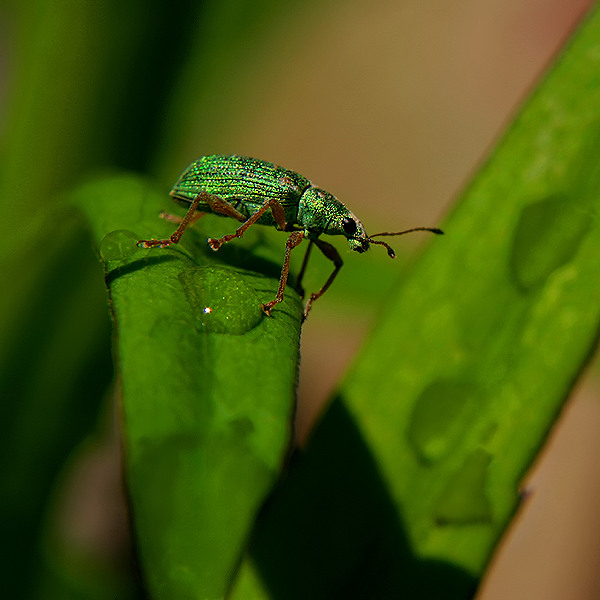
261,302,274,316
207,237,222,251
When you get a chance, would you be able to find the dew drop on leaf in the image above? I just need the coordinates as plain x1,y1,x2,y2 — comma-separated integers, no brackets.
510,195,591,292
407,380,479,464
433,449,493,526
99,229,141,261
178,266,263,335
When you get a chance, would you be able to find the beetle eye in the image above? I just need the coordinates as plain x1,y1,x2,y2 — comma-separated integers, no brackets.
342,218,357,236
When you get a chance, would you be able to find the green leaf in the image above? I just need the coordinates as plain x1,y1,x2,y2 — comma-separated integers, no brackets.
231,6,600,599
71,174,302,599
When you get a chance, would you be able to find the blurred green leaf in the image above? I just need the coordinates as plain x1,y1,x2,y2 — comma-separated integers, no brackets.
0,207,113,599
0,1,206,595
72,174,302,599
231,6,600,599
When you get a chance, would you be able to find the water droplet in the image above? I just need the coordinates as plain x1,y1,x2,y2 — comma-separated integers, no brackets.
433,449,493,526
408,380,479,464
178,267,263,334
99,229,141,261
510,195,591,292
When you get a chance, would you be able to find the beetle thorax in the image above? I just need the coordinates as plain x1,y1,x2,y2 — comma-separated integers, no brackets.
298,187,346,234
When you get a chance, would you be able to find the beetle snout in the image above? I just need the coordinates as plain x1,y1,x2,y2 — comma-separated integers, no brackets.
353,239,370,253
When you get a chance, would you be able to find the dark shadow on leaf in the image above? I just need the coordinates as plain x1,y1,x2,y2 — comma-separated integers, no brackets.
245,397,478,600
108,235,303,297
105,253,183,285
204,241,286,284
182,224,306,292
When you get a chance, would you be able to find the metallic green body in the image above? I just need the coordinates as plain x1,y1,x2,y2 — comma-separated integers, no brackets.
170,155,370,251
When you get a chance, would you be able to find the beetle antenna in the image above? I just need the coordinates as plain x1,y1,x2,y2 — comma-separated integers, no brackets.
370,227,444,238
369,238,397,258
368,227,443,259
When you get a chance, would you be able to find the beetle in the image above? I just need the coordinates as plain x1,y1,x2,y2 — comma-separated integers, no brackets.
137,155,443,317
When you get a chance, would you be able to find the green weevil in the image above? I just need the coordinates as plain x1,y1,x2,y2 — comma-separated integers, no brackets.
138,155,443,317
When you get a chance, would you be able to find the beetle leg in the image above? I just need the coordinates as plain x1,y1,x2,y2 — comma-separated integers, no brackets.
203,196,246,222
302,238,343,318
208,198,287,251
295,239,314,299
261,231,305,316
137,191,211,248
159,211,205,225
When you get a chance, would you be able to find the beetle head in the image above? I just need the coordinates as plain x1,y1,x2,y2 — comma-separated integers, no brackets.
325,206,372,254
298,187,443,256
325,196,444,257
339,214,370,253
